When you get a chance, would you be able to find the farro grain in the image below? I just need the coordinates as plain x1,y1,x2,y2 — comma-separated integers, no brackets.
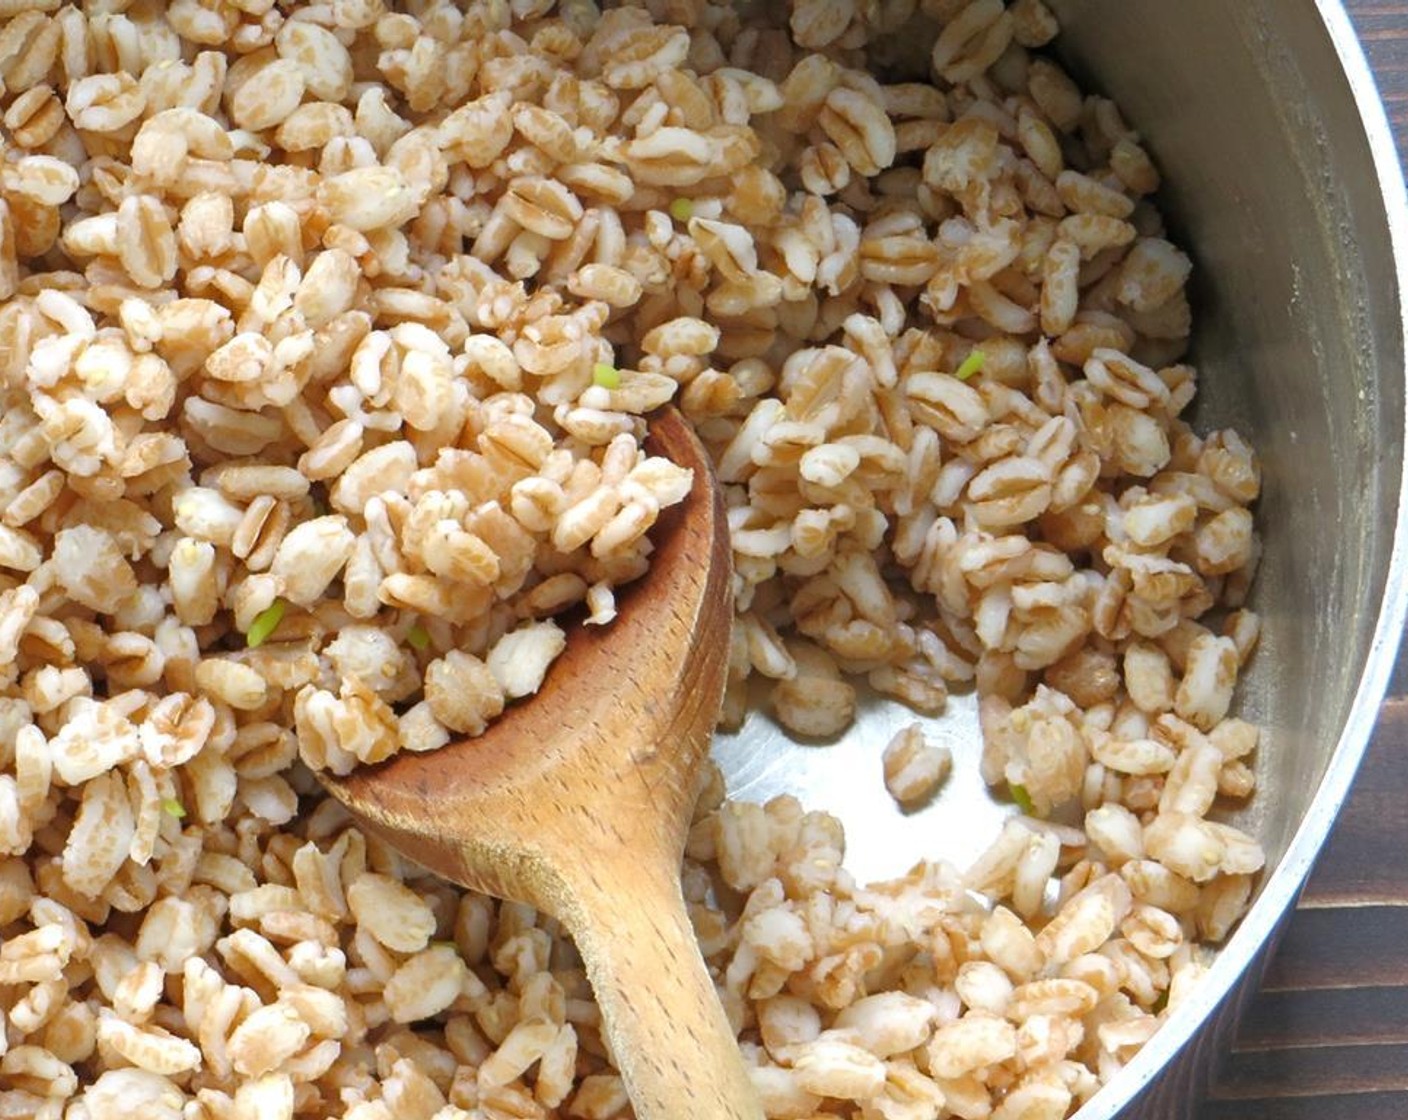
0,1,1272,1115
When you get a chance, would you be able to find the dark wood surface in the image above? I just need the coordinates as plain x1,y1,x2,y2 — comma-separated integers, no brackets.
1200,6,1408,1115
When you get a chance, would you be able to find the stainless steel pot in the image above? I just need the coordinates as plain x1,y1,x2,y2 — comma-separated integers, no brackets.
716,2,1408,1115
1048,3,1408,1114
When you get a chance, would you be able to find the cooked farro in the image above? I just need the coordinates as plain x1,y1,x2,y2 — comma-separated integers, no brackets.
0,0,1264,1117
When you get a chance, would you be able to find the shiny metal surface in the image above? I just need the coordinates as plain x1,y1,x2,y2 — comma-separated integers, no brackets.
715,687,998,885
715,2,1408,1115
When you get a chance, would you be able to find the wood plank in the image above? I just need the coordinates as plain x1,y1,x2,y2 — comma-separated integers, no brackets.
1258,905,1408,992
1347,4,1408,142
1200,1092,1408,1120
1210,1044,1408,1099
1234,986,1408,1052
1300,701,1408,906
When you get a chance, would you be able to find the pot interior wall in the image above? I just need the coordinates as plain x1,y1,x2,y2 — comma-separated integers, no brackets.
1048,0,1405,867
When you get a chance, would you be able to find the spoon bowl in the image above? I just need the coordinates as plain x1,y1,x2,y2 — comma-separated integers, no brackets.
320,406,762,1120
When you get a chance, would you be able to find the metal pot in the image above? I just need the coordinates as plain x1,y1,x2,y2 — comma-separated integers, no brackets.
716,2,1408,1115
1049,2,1408,1113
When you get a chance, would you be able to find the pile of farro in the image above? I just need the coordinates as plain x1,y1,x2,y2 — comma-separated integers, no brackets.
0,0,1266,1117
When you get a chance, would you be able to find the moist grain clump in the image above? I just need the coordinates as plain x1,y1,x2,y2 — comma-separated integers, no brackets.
0,1,1264,1118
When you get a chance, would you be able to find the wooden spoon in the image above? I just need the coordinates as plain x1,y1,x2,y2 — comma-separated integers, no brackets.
320,406,762,1120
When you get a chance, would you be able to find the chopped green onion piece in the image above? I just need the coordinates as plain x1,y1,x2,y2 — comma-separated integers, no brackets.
162,798,186,819
407,624,430,652
246,599,286,648
592,361,621,390
955,349,986,381
669,197,694,222
1011,783,1035,816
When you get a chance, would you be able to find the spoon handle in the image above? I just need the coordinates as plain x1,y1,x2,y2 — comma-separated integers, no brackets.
560,853,764,1120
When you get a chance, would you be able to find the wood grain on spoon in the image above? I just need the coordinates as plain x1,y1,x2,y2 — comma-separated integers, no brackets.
321,406,763,1120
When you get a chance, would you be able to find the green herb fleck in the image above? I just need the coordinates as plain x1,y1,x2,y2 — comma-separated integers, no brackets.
246,599,286,648
592,361,621,390
407,623,430,652
955,349,986,381
1152,991,1170,1015
669,197,694,222
162,798,187,819
1011,783,1035,816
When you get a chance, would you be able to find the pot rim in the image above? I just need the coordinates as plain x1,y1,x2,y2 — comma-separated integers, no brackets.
1080,1,1408,1114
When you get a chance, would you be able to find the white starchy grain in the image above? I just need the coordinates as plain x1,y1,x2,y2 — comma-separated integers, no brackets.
955,959,1016,1016
227,1002,310,1078
1037,874,1134,966
832,991,936,1058
346,873,436,954
486,621,568,701
383,944,468,1024
1174,634,1240,730
791,1034,888,1100
0,0,1270,1113
882,723,953,806
743,903,814,972
422,650,505,737
928,1011,1019,1079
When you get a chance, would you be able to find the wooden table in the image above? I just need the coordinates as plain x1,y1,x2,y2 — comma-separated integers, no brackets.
1199,9,1408,1115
